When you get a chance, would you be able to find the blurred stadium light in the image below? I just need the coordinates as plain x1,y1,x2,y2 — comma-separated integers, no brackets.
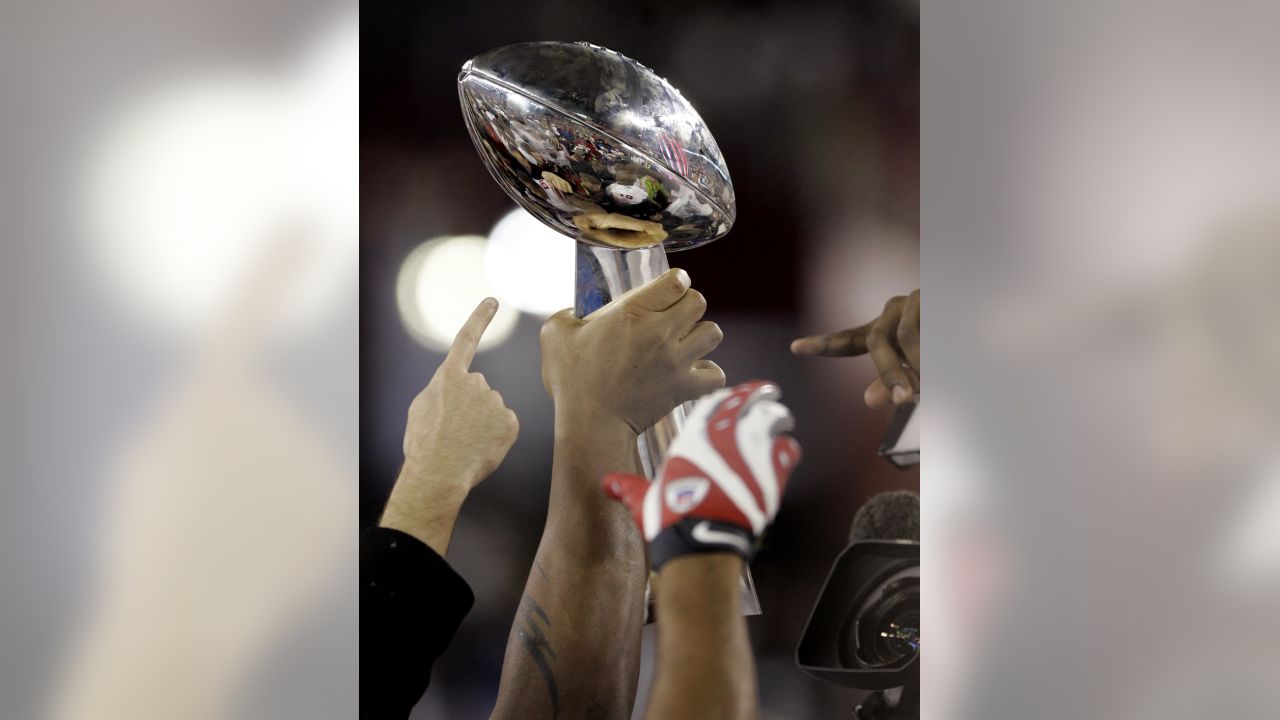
77,11,356,339
396,235,519,352
484,207,575,317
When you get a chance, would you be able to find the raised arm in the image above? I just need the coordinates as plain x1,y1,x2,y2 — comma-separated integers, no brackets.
490,268,726,720
380,297,520,555
604,381,802,720
649,554,754,719
363,298,520,719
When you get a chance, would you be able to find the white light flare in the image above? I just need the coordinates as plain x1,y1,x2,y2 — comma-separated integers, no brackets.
76,10,359,340
397,235,519,353
484,207,576,316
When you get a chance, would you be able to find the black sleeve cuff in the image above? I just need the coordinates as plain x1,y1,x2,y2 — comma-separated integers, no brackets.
360,527,475,719
361,527,475,615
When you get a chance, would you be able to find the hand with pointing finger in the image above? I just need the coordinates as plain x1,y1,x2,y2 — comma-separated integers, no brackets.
380,297,520,556
791,289,920,408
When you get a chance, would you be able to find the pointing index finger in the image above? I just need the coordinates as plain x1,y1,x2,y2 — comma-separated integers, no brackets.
790,321,874,357
445,297,499,370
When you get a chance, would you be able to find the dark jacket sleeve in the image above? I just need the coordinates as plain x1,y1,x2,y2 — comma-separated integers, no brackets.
360,527,475,720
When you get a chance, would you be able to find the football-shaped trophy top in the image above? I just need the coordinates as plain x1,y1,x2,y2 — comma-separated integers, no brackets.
458,41,735,252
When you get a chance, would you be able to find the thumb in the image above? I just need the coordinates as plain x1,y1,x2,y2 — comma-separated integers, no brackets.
602,472,650,534
619,267,690,313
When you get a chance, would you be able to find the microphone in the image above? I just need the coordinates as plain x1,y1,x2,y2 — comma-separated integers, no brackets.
849,490,920,544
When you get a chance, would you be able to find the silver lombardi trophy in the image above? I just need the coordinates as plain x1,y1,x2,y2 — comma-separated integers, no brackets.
458,41,758,614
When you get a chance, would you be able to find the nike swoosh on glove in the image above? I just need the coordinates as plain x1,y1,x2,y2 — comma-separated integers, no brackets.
603,380,802,570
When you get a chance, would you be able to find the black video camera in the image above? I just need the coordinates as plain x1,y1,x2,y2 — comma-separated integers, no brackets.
797,486,920,718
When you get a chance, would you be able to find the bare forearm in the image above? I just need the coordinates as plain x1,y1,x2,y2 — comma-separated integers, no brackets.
646,554,756,720
378,464,470,557
491,414,647,720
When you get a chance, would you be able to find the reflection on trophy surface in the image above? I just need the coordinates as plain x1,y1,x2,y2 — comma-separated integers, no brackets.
458,41,760,614
458,41,734,252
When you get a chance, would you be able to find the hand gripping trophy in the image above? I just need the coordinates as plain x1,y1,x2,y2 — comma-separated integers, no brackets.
458,42,759,614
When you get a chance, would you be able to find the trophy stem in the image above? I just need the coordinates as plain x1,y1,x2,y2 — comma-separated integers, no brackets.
574,241,762,615
573,242,688,477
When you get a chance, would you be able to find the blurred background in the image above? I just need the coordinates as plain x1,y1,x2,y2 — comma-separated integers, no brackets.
923,2,1280,718
1,2,357,718
360,0,919,717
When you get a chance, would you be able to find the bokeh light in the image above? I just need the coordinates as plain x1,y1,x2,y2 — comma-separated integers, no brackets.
484,207,576,316
397,235,519,352
80,77,294,331
77,12,358,340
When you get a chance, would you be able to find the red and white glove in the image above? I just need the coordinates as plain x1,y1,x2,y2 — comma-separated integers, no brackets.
603,380,802,570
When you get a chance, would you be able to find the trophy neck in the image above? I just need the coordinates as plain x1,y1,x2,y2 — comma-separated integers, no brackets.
574,242,670,318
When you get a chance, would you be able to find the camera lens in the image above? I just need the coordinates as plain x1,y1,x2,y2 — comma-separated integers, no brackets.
858,575,920,665
837,562,919,669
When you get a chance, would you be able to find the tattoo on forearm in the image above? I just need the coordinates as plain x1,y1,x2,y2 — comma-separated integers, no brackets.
517,593,560,718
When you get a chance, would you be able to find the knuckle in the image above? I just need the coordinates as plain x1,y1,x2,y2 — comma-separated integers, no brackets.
540,312,574,337
663,340,683,362
865,332,886,350
619,308,649,332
